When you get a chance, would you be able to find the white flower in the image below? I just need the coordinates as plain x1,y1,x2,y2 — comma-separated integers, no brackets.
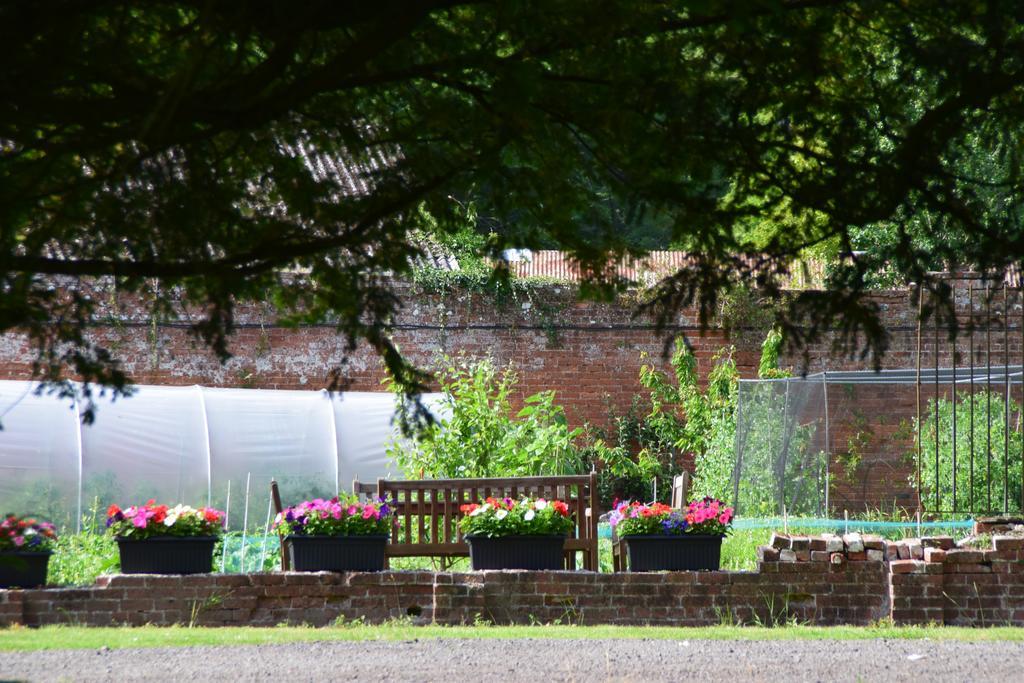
470,505,487,517
535,499,548,510
495,509,508,520
164,514,178,527
524,510,536,521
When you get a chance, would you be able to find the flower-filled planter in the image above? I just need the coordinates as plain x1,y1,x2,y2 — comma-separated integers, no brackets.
0,515,57,588
459,497,573,570
274,496,392,572
107,502,225,574
611,497,734,571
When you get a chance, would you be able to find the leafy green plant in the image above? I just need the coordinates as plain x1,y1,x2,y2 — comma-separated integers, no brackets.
914,390,1024,514
582,398,672,508
48,501,118,586
388,356,584,478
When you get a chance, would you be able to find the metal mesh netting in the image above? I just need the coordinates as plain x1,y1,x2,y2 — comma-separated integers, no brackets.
733,369,1024,518
732,378,829,517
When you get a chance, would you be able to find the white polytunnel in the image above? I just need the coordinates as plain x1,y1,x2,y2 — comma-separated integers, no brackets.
0,380,445,530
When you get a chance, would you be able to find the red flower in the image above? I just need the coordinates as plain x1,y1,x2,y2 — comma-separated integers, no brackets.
203,509,221,524
106,504,121,517
460,504,479,514
552,501,569,516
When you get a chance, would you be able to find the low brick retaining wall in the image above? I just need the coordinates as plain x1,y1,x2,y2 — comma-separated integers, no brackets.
2,534,1023,628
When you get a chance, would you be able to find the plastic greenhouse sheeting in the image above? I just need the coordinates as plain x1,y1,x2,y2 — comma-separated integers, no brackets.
0,381,444,529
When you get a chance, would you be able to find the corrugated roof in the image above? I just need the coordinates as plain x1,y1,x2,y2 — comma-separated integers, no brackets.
505,250,686,283
505,250,821,287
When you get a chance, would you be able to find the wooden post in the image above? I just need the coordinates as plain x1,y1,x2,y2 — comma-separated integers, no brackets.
270,479,289,570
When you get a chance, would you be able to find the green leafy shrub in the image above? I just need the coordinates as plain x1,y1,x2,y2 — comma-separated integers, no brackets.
914,390,1024,514
585,338,741,507
48,502,118,585
388,356,584,478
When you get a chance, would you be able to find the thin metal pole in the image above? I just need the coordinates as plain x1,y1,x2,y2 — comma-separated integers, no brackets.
935,293,940,512
952,281,957,512
822,372,830,516
987,284,993,512
221,480,231,573
240,472,252,573
1005,286,1011,513
778,381,791,514
969,283,975,512
916,289,923,514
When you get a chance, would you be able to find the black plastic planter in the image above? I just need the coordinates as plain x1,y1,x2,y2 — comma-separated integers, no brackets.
465,534,566,570
116,536,217,574
621,534,723,571
0,551,51,588
286,534,388,572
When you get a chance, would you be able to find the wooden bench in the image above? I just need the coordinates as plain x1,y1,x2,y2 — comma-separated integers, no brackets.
611,472,690,572
353,474,600,571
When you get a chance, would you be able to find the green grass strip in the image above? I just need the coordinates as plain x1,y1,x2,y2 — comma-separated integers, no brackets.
3,623,1024,651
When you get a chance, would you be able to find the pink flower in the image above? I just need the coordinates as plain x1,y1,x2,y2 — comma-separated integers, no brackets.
132,513,148,528
347,505,358,516
719,513,729,525
12,536,24,547
362,505,377,520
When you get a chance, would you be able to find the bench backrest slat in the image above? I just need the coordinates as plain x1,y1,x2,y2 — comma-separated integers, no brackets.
353,474,600,570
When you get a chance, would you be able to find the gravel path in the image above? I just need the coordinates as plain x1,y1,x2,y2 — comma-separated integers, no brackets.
3,638,1023,682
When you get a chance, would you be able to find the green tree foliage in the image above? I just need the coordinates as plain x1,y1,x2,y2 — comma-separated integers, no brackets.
915,391,1024,514
387,357,584,478
4,2,1024,408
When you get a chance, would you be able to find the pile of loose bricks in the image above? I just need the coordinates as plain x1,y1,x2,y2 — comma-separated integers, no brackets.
2,524,1023,628
761,526,1024,626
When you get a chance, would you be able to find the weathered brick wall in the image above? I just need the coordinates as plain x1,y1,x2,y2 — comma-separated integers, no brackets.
1,277,1019,513
0,282,927,430
2,534,1023,628
0,566,887,628
889,537,1024,625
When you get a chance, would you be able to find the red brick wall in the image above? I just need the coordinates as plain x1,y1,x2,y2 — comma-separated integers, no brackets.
2,277,1019,513
2,534,1022,627
0,282,926,428
0,564,887,628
